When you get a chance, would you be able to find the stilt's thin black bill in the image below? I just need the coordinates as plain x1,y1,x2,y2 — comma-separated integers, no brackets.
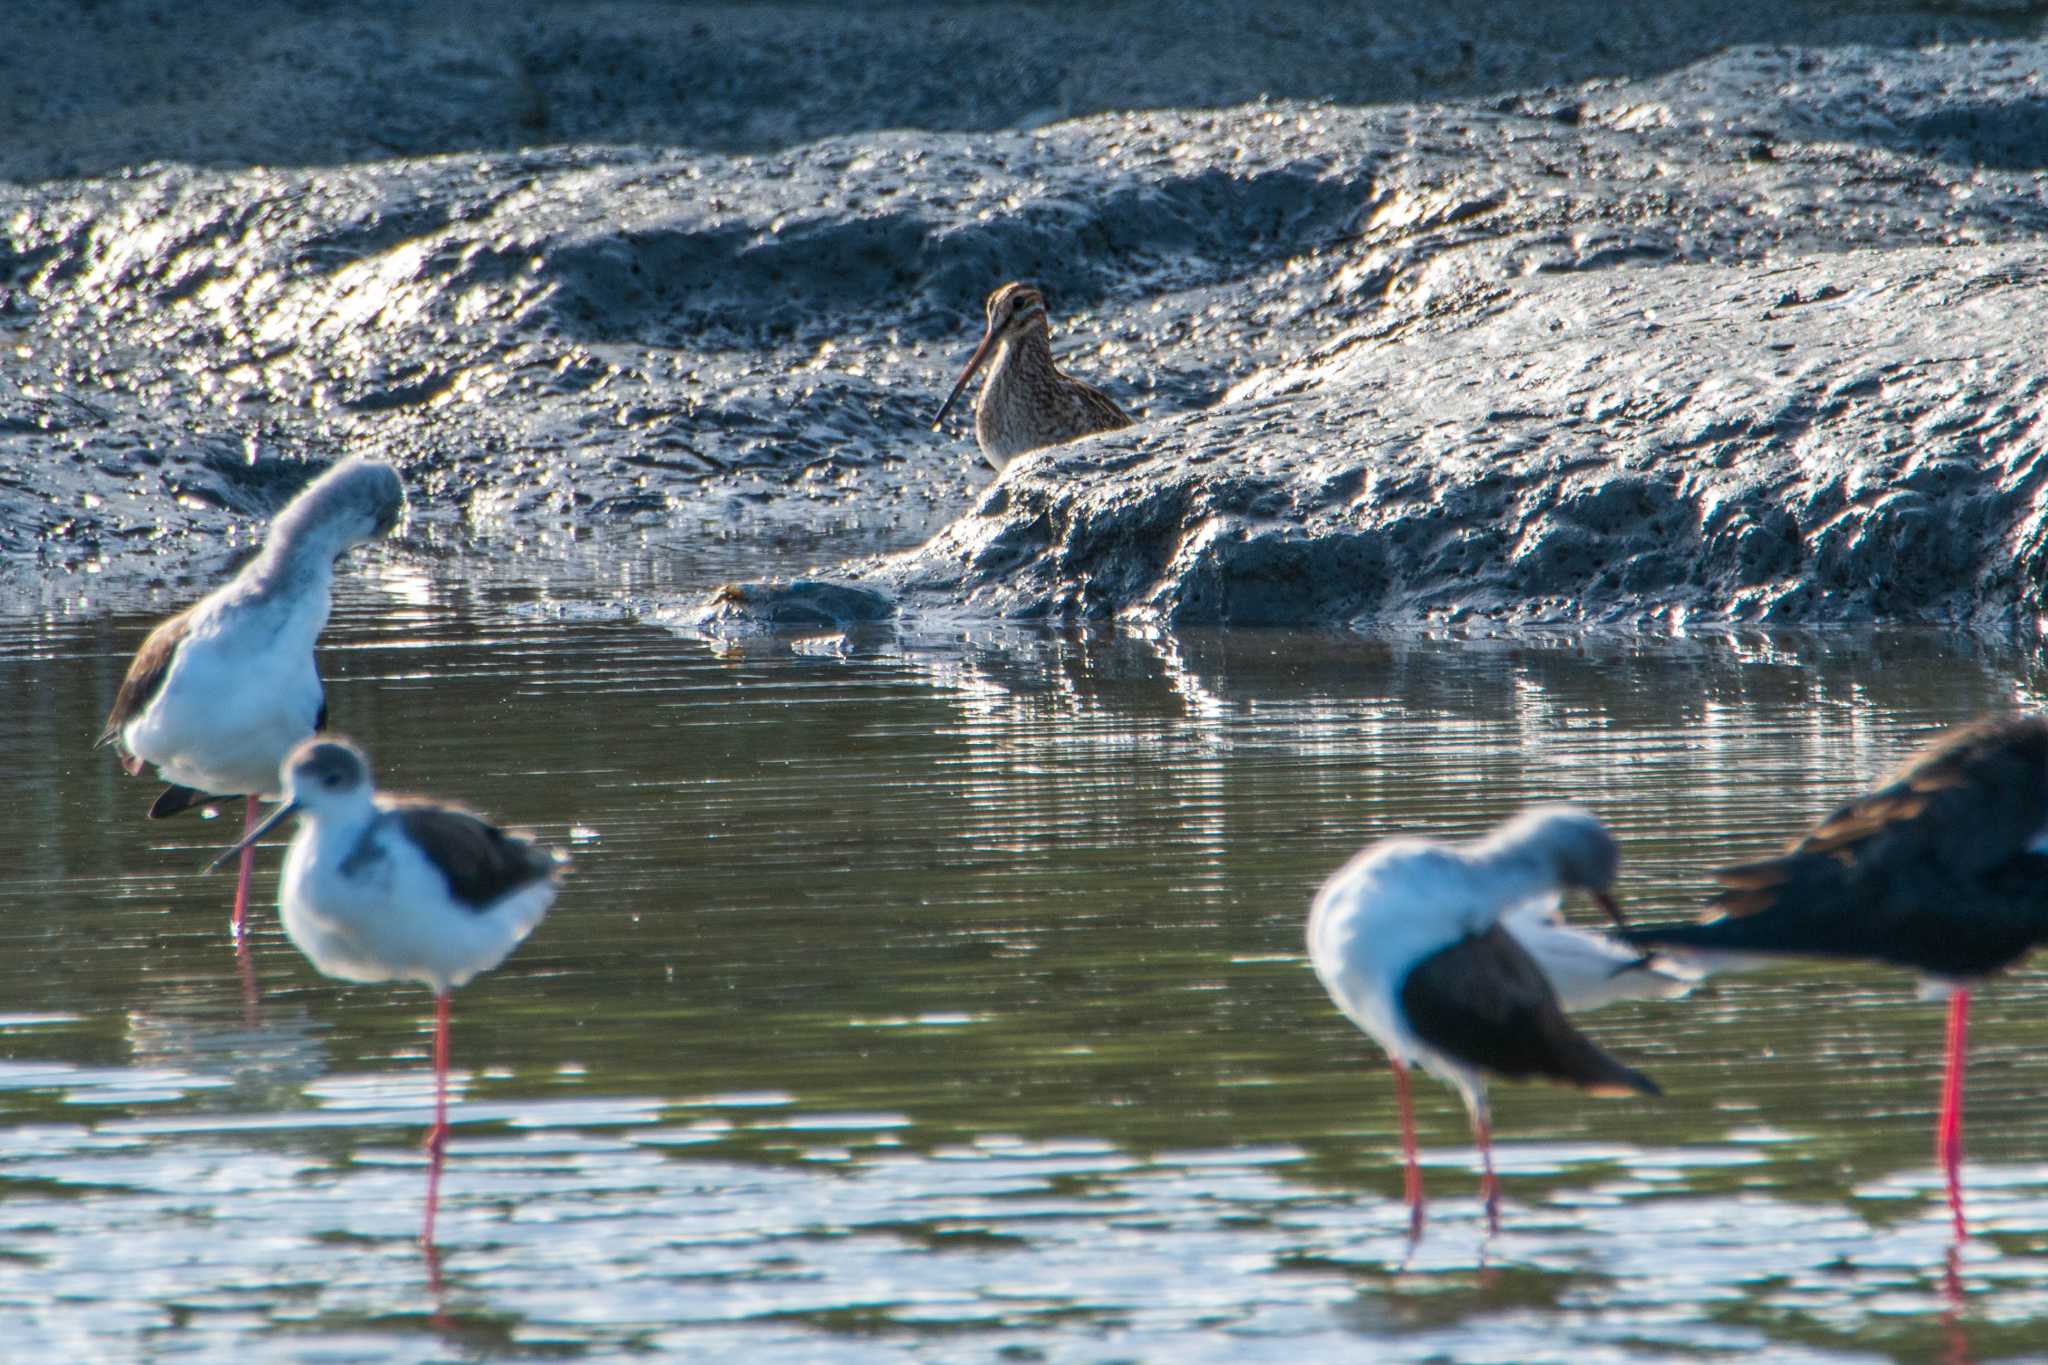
204,801,297,873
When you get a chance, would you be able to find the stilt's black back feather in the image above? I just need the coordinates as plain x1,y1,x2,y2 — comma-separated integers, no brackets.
101,606,195,750
384,801,559,911
1626,715,2048,978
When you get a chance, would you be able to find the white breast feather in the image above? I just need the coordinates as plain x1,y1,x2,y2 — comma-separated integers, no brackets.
1308,842,1496,1068
126,601,325,796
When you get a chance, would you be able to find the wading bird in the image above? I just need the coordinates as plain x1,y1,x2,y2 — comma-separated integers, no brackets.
1621,713,2048,1238
101,459,405,935
1308,806,1675,1237
930,282,1133,468
212,736,564,1248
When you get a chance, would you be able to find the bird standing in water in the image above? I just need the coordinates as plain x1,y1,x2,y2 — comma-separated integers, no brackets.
212,737,564,1249
1308,806,1673,1238
101,459,405,937
930,282,1133,469
1621,713,2048,1239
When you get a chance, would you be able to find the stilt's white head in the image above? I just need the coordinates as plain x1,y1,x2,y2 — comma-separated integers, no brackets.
1483,805,1625,922
278,738,375,810
205,738,375,872
267,460,406,558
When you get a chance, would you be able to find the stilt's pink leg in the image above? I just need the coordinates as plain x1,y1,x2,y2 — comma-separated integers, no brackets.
421,992,452,1248
1937,989,1971,1241
231,796,258,938
1940,1239,1969,1365
1474,1109,1500,1236
423,1239,447,1310
233,931,260,1026
1391,1059,1424,1241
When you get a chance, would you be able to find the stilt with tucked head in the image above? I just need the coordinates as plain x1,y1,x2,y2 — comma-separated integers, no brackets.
101,458,405,936
1308,805,1677,1238
1623,713,2048,1239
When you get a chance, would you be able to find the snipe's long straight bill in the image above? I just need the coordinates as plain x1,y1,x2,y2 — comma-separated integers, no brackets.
931,327,1000,430
204,801,298,873
1591,888,1627,928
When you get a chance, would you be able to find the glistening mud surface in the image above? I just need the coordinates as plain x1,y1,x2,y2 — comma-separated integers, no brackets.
6,13,2048,628
8,555,2048,1359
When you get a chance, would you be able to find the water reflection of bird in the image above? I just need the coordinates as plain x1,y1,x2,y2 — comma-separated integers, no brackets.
124,1000,329,1109
1308,806,1678,1238
1621,713,2048,1240
100,459,405,936
212,736,564,1248
930,282,1133,469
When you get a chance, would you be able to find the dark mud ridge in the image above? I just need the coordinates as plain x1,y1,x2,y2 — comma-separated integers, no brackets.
6,38,2048,627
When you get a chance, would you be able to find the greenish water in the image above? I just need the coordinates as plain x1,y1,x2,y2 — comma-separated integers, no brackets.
4,549,2048,1361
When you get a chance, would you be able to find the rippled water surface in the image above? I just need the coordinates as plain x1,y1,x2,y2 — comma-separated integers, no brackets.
8,550,2048,1362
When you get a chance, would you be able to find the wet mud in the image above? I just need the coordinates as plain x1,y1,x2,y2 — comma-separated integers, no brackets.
4,7,2047,626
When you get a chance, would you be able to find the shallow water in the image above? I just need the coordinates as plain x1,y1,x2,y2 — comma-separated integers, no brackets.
7,550,2048,1362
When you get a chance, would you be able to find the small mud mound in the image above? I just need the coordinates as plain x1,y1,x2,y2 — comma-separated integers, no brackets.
690,579,898,635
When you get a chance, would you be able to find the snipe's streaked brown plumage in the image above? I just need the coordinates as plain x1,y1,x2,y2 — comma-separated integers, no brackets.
930,282,1133,469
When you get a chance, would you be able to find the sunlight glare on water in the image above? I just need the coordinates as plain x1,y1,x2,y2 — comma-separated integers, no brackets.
3,554,2048,1361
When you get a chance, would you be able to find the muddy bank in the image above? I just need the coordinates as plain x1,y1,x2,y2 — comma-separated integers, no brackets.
856,241,2048,629
4,29,2048,625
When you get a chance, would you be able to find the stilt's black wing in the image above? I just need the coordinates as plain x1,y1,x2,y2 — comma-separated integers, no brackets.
1770,713,2048,879
149,785,223,820
1400,926,1660,1096
385,800,560,911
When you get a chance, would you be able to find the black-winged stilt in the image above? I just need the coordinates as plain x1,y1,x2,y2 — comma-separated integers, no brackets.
1621,713,2048,1238
1308,805,1678,1237
210,736,564,1248
101,458,404,936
